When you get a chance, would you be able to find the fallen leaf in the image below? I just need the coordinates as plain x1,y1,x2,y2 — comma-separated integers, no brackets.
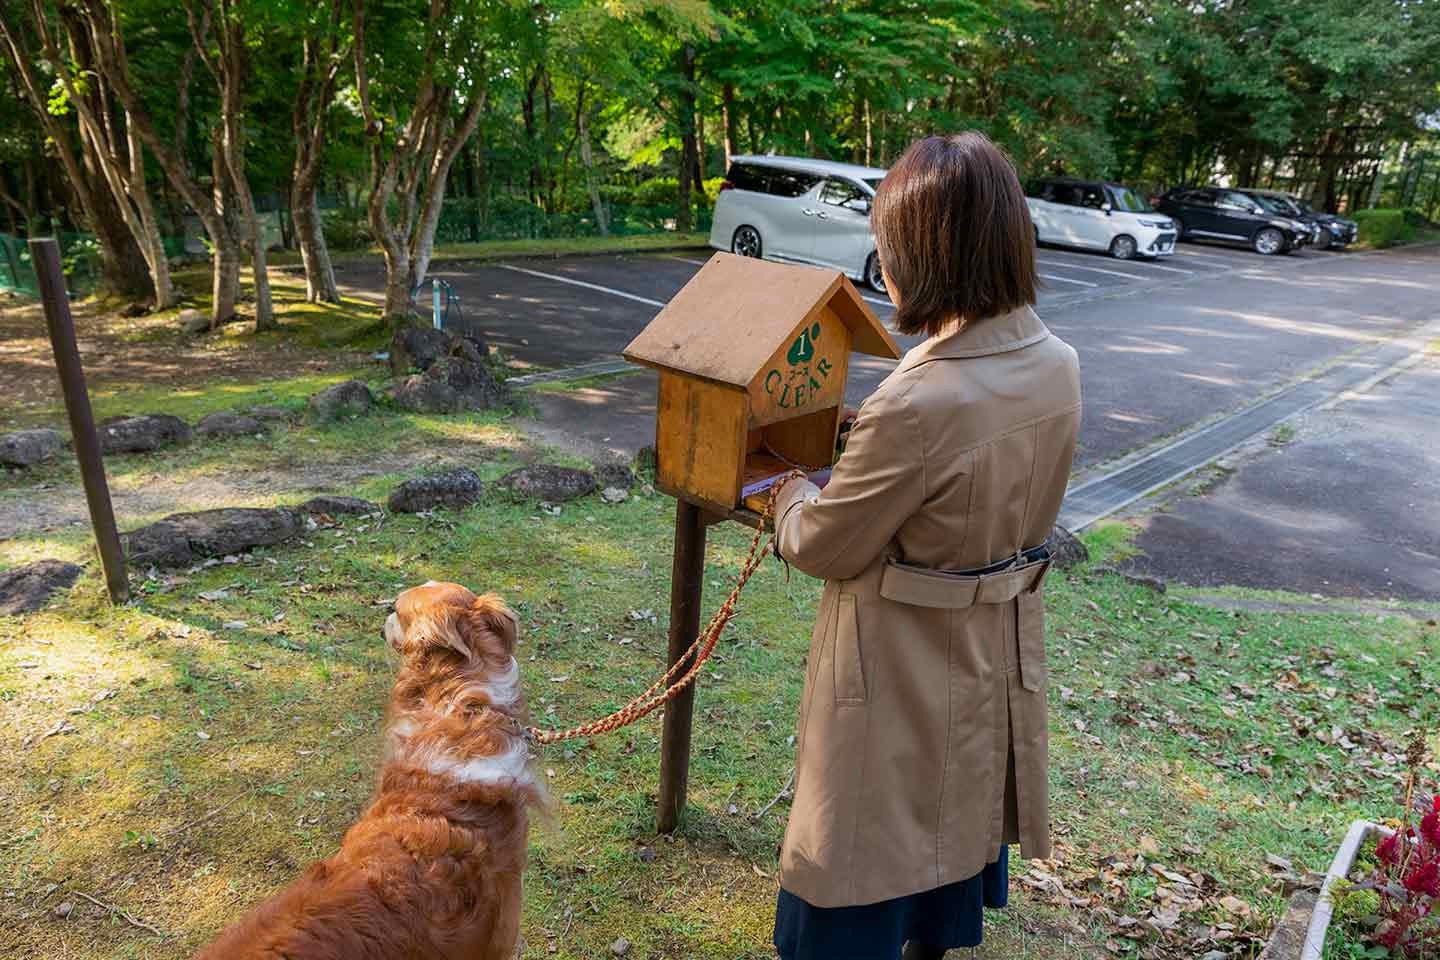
1217,895,1252,917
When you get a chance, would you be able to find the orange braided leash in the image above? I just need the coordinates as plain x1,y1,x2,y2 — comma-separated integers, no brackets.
525,470,807,746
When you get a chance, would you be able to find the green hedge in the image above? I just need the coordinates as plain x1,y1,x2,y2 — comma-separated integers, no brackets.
603,176,726,209
1351,208,1413,249
321,188,725,251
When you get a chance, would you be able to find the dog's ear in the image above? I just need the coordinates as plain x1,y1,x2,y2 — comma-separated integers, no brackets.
464,593,518,659
407,609,473,660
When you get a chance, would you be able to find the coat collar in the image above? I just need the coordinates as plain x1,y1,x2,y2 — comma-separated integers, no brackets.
885,305,1051,383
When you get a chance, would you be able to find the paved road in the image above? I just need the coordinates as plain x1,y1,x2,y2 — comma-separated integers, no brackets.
1121,349,1440,601
337,241,1440,599
341,241,1437,467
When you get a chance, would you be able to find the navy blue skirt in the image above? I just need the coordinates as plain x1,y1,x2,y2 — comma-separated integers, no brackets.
773,847,1009,960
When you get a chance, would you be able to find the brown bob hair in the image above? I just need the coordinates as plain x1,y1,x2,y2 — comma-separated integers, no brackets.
871,132,1037,336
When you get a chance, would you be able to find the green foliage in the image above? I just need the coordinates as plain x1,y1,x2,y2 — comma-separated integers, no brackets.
320,209,372,253
1352,209,1413,249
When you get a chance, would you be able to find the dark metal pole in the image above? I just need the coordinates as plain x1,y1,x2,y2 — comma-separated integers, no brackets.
29,238,129,604
657,498,707,833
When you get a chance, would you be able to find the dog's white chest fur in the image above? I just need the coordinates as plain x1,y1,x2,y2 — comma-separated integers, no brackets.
424,738,532,786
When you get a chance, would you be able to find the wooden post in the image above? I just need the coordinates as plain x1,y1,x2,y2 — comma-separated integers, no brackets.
657,499,707,833
30,238,129,605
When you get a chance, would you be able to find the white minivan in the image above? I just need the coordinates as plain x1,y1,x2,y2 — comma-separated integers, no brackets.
709,155,889,291
1025,177,1177,259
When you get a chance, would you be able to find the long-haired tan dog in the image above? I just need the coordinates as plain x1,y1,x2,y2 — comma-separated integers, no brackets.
195,582,539,960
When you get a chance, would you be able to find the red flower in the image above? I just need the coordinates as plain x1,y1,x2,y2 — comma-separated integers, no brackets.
1423,809,1440,846
1403,858,1440,897
1378,832,1402,865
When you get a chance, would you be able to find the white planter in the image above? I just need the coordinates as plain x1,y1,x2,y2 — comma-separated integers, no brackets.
1288,819,1391,960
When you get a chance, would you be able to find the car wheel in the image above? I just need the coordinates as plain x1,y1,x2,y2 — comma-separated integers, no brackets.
865,252,886,293
731,225,762,259
1252,228,1284,256
1109,235,1138,260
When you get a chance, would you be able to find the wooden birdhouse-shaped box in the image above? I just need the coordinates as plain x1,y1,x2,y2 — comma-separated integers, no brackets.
624,253,901,514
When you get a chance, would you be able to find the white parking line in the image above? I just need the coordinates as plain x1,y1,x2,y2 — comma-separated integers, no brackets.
1039,272,1098,288
667,253,891,307
1038,258,1147,281
1172,246,1251,264
1130,260,1195,275
497,264,666,308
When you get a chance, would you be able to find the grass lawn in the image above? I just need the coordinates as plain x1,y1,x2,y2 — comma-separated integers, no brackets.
2,395,1437,957
3,279,1437,958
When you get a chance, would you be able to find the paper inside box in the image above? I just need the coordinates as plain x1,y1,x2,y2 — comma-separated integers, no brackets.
741,451,795,498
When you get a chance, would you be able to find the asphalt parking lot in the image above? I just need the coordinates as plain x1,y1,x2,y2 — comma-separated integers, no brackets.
337,239,1440,601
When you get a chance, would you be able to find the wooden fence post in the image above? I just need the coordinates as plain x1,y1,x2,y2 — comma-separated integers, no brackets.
656,499,707,833
29,237,129,604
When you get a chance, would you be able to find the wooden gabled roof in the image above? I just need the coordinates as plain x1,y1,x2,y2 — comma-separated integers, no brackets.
623,253,900,388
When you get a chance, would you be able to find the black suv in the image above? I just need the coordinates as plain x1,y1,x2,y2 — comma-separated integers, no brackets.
1250,190,1358,249
1154,187,1312,255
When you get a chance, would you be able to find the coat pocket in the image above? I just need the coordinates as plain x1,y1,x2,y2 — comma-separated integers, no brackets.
1017,590,1047,692
833,593,866,704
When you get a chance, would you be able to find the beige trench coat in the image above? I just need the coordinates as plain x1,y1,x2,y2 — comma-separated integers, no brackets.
773,305,1081,908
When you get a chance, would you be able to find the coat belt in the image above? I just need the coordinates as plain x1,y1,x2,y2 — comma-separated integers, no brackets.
879,551,1053,609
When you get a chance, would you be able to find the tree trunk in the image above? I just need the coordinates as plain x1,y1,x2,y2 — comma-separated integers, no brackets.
48,7,175,306
866,99,878,167
850,95,863,164
292,185,338,302
721,82,736,165
210,130,240,323
466,136,482,242
88,178,151,297
523,66,541,207
381,243,410,318
67,0,247,327
354,0,485,319
289,12,343,306
578,104,608,237
212,16,273,330
676,44,697,233
125,118,175,307
695,108,706,182
0,7,150,298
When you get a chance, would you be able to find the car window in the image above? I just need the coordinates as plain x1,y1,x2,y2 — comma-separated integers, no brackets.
1051,183,1083,207
1025,179,1051,200
1175,190,1212,207
1274,197,1302,216
727,163,770,194
1260,195,1289,214
1078,184,1107,209
864,177,884,192
819,178,869,211
767,169,822,198
1218,191,1257,212
1110,186,1150,213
